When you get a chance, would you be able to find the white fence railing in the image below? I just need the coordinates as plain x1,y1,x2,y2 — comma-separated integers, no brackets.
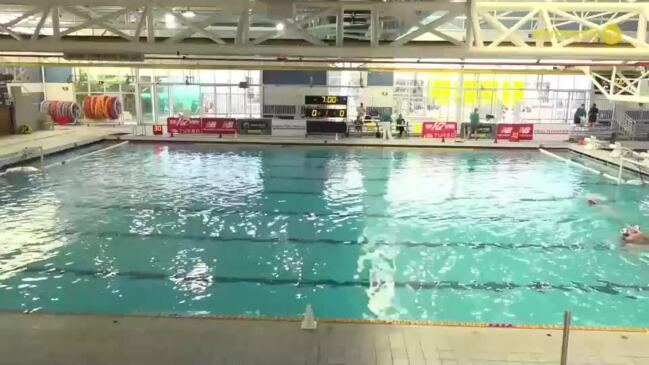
613,113,638,140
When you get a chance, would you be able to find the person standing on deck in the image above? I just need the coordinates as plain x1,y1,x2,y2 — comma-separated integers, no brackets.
356,102,367,122
379,111,393,140
588,103,599,127
396,114,407,138
469,108,480,140
574,104,586,125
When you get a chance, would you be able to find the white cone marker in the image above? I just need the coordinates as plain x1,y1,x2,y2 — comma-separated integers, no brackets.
301,304,317,330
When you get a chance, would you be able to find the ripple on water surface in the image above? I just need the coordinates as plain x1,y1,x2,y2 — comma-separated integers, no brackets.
0,144,648,326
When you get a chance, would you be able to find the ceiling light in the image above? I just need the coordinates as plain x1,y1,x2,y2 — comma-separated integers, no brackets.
182,10,196,18
276,22,285,31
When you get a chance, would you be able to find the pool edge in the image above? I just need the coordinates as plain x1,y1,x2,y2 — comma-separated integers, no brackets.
112,135,571,151
2,310,646,333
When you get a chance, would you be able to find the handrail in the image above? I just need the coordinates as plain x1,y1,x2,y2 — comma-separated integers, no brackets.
561,310,571,365
21,146,44,168
613,145,647,185
623,114,637,139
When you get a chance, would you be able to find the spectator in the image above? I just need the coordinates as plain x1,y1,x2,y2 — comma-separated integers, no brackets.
379,111,393,140
469,108,480,140
356,102,367,122
574,103,586,125
396,114,407,138
588,103,599,127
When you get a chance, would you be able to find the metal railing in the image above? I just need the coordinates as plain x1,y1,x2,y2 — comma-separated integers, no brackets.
615,146,647,185
561,310,571,365
619,114,638,140
21,146,44,168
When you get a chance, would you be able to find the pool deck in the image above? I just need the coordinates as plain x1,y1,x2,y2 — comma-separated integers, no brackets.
569,144,649,177
5,125,649,178
119,134,570,150
1,312,648,365
0,125,130,169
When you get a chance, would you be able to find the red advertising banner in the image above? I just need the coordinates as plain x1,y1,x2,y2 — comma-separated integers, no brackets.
167,116,202,134
496,123,534,140
422,121,458,138
201,117,238,134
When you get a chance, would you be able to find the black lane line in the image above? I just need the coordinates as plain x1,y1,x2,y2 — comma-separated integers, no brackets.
63,202,577,223
60,230,614,252
15,266,649,297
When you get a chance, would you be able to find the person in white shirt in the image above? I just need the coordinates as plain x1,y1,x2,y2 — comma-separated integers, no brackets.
356,102,367,122
379,111,393,140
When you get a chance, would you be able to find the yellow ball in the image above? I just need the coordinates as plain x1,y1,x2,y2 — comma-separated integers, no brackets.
601,23,622,45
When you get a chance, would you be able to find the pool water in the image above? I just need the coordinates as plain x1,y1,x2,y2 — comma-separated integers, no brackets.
1,144,648,327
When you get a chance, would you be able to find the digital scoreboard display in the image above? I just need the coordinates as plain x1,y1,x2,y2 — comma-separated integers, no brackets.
305,95,348,105
305,107,347,119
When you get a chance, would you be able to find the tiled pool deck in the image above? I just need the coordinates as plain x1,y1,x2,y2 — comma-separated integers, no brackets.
0,126,130,168
570,145,649,177
1,312,648,365
5,126,649,170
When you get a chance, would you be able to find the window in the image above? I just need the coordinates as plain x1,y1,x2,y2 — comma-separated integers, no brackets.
328,71,366,87
140,86,153,124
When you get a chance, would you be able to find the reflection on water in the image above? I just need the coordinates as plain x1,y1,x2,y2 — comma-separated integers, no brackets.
357,238,403,319
0,144,648,327
0,174,64,280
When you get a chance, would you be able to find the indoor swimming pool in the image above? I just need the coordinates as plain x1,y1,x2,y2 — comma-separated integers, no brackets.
0,143,648,327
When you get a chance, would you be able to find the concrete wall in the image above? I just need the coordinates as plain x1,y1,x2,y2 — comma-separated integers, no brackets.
11,86,44,132
7,83,43,96
45,83,75,102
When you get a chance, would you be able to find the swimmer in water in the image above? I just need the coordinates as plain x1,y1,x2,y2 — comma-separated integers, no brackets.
586,196,624,222
622,227,649,245
586,198,647,245
0,166,40,176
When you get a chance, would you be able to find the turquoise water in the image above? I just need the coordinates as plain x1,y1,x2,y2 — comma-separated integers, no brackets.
1,144,649,326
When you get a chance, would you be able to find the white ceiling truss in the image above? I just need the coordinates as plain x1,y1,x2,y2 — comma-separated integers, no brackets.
581,66,649,103
0,0,644,61
472,2,649,59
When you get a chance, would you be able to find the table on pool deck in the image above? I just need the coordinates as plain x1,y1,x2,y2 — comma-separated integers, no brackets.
0,125,129,168
1,312,648,365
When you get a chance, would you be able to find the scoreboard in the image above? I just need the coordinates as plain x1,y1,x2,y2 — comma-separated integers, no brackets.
305,95,347,120
305,107,347,119
304,95,348,105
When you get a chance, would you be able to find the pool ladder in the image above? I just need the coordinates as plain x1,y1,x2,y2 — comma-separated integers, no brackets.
611,145,647,184
21,146,44,168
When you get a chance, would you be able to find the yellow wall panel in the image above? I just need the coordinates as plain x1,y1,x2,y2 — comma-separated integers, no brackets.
429,80,451,105
463,81,477,106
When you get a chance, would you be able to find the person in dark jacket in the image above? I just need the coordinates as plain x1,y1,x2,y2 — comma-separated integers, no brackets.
574,104,586,125
396,114,407,138
588,103,599,127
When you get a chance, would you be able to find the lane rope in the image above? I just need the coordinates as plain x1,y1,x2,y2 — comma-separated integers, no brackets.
43,141,129,169
539,148,619,182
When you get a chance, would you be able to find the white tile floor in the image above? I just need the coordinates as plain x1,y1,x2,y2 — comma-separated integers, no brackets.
570,145,649,177
0,313,647,365
0,125,129,168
